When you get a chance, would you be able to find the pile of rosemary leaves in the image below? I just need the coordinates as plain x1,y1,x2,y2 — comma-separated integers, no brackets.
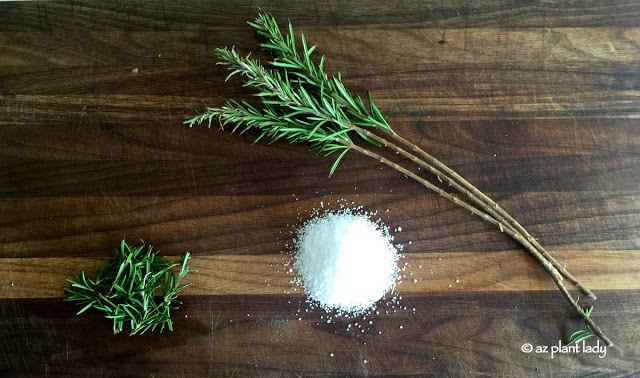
65,240,194,335
184,12,611,346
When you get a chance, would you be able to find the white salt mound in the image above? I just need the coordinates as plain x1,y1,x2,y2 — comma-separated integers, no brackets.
293,211,400,314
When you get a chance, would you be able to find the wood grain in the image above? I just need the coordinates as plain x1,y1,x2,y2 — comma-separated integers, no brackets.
1,0,639,376
2,250,640,299
1,192,638,259
1,292,639,376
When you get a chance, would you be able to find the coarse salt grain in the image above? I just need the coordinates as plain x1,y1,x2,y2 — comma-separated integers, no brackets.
293,211,400,314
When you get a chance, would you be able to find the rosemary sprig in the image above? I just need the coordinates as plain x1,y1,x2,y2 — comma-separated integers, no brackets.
567,306,596,345
64,240,194,336
185,13,612,346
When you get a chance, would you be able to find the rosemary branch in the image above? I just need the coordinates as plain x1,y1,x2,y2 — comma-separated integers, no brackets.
185,13,611,346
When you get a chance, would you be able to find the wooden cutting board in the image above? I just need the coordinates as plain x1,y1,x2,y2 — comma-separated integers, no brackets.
1,1,639,376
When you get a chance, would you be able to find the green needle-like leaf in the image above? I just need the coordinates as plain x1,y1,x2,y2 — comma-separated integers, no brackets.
567,306,597,345
64,240,195,336
184,13,397,176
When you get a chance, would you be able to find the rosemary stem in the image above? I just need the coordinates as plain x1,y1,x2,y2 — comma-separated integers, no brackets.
340,138,612,346
387,131,596,299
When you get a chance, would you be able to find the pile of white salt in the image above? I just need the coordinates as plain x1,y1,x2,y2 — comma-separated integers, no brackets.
293,211,400,314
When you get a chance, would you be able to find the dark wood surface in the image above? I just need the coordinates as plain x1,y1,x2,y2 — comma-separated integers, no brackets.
1,1,639,376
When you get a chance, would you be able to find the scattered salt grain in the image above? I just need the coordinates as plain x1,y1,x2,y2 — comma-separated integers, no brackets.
293,211,400,314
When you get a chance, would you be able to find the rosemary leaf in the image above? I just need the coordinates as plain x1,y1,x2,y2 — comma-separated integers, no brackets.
64,240,195,336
